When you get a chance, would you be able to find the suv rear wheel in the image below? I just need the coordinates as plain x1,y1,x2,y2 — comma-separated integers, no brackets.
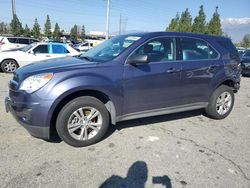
56,96,110,147
205,85,234,119
1,59,18,73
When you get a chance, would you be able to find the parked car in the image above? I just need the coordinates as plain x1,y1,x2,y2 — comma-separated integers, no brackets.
0,42,80,73
5,32,241,147
73,42,92,52
241,49,250,76
0,36,39,52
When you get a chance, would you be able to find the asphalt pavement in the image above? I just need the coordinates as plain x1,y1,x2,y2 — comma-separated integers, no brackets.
0,73,250,188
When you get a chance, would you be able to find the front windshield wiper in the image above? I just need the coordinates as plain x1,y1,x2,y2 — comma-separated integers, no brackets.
80,56,94,62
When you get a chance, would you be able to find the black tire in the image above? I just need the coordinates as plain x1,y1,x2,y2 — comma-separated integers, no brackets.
56,96,110,147
1,59,18,73
205,85,234,119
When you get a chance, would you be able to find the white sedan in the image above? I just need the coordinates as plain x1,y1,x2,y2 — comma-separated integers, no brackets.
0,42,80,73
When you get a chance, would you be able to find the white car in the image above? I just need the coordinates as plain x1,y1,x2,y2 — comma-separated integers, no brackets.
0,36,39,52
0,42,80,73
73,42,92,52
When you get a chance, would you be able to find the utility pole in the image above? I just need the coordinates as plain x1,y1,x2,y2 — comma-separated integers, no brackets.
105,0,110,40
11,0,16,18
118,14,122,35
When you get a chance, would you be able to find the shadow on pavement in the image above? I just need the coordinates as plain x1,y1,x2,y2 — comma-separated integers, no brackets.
99,161,172,188
103,109,204,140
46,109,204,144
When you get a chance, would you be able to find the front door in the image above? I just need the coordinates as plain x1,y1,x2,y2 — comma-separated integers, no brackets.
123,37,182,115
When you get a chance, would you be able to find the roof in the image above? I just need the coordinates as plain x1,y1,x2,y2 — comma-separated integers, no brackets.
123,31,230,41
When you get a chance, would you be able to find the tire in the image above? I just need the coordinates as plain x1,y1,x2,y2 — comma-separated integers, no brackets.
1,59,18,73
205,85,234,119
56,96,110,147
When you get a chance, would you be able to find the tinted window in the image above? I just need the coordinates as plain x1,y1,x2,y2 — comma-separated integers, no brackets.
180,38,218,60
7,38,17,43
244,50,250,57
30,39,39,44
132,37,175,63
217,40,238,56
33,45,48,53
17,38,30,44
52,44,69,54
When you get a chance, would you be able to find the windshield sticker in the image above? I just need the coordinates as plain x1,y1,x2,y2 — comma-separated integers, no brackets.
125,36,141,41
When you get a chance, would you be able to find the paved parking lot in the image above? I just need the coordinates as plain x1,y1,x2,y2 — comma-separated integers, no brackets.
0,73,250,188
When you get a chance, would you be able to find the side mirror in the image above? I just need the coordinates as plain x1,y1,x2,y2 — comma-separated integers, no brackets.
29,50,35,55
127,54,148,65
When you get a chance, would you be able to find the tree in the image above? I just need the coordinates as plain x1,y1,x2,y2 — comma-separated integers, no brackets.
241,34,250,48
207,6,222,36
81,25,85,40
70,24,78,40
10,15,23,36
166,13,180,32
192,5,207,34
32,18,41,39
178,8,192,32
44,15,52,38
23,24,31,37
53,23,61,41
0,22,9,34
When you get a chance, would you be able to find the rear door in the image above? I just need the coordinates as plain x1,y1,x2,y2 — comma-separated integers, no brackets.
123,37,182,115
16,38,30,49
178,37,220,104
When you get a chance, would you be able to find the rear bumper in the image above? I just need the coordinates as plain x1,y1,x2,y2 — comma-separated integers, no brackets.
5,96,50,139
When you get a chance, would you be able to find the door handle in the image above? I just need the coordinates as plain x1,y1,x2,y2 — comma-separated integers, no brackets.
46,55,51,57
166,68,180,74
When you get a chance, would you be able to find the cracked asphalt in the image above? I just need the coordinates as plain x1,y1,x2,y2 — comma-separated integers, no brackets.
0,73,250,188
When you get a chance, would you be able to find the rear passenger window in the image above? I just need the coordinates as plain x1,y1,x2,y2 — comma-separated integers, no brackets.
33,45,48,53
17,38,29,44
7,38,17,43
52,44,69,54
132,37,175,63
180,38,218,61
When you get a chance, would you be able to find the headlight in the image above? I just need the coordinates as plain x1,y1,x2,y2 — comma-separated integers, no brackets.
19,73,53,93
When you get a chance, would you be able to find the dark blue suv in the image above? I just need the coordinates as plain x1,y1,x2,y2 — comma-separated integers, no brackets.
5,32,241,147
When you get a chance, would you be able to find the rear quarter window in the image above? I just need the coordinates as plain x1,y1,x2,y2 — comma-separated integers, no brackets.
217,40,239,57
7,38,17,43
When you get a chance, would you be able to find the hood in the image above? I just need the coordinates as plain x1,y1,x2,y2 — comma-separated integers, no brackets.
16,56,97,76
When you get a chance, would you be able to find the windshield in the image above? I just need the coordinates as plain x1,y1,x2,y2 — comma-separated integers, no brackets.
20,43,37,52
80,35,141,62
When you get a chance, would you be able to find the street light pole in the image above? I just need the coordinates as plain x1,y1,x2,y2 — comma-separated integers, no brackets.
11,0,16,18
105,0,110,40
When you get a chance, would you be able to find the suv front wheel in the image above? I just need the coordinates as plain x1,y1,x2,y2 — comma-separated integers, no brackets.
205,85,234,119
56,96,110,147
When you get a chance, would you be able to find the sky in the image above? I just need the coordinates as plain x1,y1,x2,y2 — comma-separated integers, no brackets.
1,0,250,41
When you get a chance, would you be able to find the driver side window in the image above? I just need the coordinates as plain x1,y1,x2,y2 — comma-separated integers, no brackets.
33,45,48,54
133,37,175,63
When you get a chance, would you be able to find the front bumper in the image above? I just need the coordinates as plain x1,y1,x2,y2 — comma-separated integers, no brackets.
5,96,50,139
